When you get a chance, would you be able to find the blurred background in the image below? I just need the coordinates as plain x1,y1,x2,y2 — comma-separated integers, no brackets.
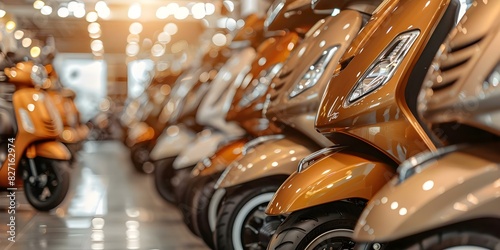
0,0,269,122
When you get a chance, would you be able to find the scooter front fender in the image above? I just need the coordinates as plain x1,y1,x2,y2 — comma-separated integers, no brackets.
354,144,500,243
266,150,395,215
126,122,155,147
149,125,196,161
216,133,321,189
191,138,248,177
34,141,71,160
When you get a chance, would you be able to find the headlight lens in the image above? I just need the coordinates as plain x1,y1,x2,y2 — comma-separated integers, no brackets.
289,46,339,98
347,30,420,105
238,63,283,107
19,108,35,134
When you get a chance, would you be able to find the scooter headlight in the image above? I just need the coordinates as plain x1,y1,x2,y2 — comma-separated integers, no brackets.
289,46,339,98
19,108,35,134
238,63,283,108
346,30,420,105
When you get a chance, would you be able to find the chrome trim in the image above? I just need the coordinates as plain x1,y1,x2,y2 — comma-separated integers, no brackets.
242,134,285,155
297,145,346,172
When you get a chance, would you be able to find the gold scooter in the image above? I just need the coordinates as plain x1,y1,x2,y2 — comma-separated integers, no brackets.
0,60,71,211
211,0,383,248
265,0,463,248
354,1,500,248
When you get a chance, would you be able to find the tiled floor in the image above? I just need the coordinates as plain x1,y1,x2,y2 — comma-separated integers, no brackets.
0,141,209,250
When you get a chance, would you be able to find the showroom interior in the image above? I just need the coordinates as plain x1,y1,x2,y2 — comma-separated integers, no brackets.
0,0,498,250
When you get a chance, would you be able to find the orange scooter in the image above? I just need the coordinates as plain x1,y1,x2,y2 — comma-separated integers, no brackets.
0,60,71,211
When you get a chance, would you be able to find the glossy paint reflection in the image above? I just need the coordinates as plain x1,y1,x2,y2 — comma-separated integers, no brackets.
0,141,208,250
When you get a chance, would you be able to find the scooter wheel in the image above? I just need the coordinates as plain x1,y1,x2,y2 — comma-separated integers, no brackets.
23,158,71,211
130,143,152,174
394,230,500,250
153,157,177,204
214,184,280,250
190,173,221,248
267,202,362,250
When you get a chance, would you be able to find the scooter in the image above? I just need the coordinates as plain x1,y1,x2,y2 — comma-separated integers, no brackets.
0,60,71,211
210,0,382,249
354,1,500,248
264,0,463,248
45,65,85,164
150,15,266,205
180,0,328,248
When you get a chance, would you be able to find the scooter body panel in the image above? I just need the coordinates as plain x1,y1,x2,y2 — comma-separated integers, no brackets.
149,124,196,161
173,131,229,170
191,138,248,177
266,149,395,215
34,141,71,160
196,48,256,135
226,33,301,137
316,0,458,162
354,144,500,242
216,132,322,189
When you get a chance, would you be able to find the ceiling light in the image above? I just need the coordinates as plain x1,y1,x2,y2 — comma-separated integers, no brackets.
74,7,86,18
0,10,6,18
88,23,101,34
86,11,98,22
205,3,215,15
41,5,52,15
127,34,140,43
5,21,16,32
97,7,110,19
166,3,179,14
68,1,78,12
163,23,178,35
151,43,165,57
30,46,41,58
156,6,168,19
157,32,171,44
22,38,32,47
126,43,140,56
174,6,189,20
91,40,104,51
89,31,101,39
129,22,143,35
128,3,141,19
212,33,227,47
58,7,69,18
191,3,206,19
33,0,45,10
14,30,24,40
95,1,107,11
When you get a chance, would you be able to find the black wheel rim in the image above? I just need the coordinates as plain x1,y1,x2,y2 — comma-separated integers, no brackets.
24,160,60,202
242,204,268,250
305,229,355,250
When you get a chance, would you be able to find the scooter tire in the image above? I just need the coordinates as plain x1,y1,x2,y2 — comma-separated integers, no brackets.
130,143,151,174
23,158,71,211
267,202,362,250
359,230,500,250
214,184,280,250
178,172,206,236
153,157,177,204
191,173,221,248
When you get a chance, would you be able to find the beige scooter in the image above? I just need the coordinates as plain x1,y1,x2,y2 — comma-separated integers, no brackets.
354,0,500,248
